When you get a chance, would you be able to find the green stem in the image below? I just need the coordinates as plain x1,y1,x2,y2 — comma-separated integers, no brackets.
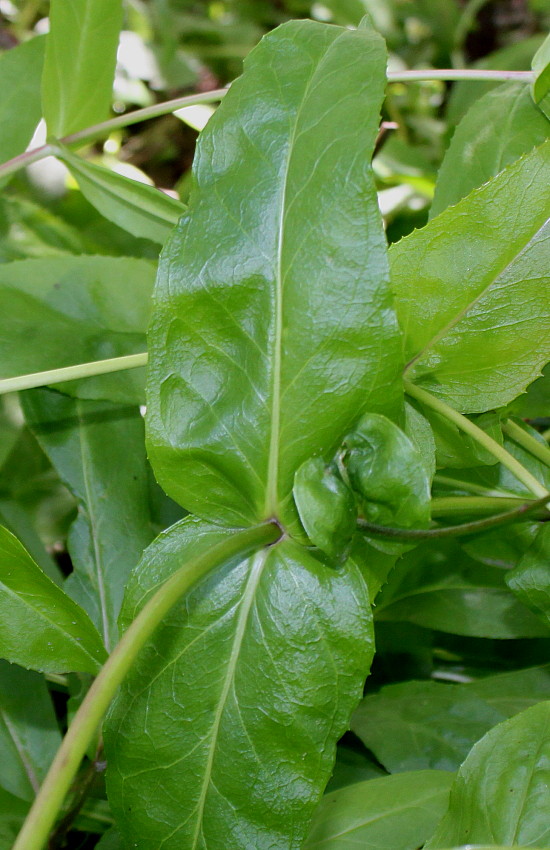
387,69,532,83
358,496,548,541
431,496,532,516
503,419,550,469
0,353,148,395
433,474,512,499
404,382,549,499
0,144,57,182
13,521,281,850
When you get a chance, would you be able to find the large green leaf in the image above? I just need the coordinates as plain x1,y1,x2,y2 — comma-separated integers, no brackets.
105,516,372,849
304,770,454,850
468,665,550,717
58,147,184,245
431,83,550,217
506,524,550,630
23,390,154,650
424,701,550,848
146,19,402,531
374,540,549,638
42,0,123,137
0,256,154,403
391,141,550,413
0,661,60,801
0,37,45,174
0,525,106,673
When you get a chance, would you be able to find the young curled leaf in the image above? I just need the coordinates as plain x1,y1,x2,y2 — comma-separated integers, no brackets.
293,457,356,561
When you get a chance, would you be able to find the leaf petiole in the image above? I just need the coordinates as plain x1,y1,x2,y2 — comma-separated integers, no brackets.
0,353,148,395
13,521,281,850
404,381,549,499
503,419,550,469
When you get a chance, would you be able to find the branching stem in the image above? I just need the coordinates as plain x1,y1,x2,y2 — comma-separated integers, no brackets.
13,522,281,850
404,382,549,499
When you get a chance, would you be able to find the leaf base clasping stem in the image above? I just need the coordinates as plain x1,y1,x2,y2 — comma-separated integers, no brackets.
13,521,281,850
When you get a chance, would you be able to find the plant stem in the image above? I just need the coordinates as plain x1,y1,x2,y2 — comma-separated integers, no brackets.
503,419,550,469
433,474,512,499
358,495,548,541
387,69,533,82
404,382,549,499
13,521,281,850
0,144,57,182
0,353,148,395
431,496,533,516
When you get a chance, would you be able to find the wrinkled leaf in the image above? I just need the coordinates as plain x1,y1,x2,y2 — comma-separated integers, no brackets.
0,37,45,174
58,147,184,245
532,32,550,119
304,770,454,850
146,19,402,531
344,413,431,529
23,390,154,650
0,256,154,403
105,516,372,850
0,525,106,673
42,0,123,137
392,141,550,412
432,83,550,217
0,661,60,801
293,457,356,560
425,701,550,848
506,524,550,630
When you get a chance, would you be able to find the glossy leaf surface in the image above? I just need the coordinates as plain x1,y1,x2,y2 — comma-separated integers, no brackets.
532,32,550,119
146,19,402,530
304,770,454,850
23,390,154,650
0,661,60,801
42,0,123,137
344,413,431,528
0,256,153,403
0,37,45,174
425,701,550,848
294,457,356,560
58,147,184,245
391,142,550,412
431,83,550,217
0,525,106,673
506,524,550,630
105,517,372,849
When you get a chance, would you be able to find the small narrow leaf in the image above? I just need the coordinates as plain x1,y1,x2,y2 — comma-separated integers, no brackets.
0,37,45,173
424,701,550,848
23,390,155,650
146,19,402,531
42,0,123,137
344,413,431,529
506,524,550,630
532,32,550,119
304,771,454,850
105,517,372,849
0,256,154,403
294,457,356,561
392,141,550,412
0,661,61,801
0,525,106,673
58,147,184,245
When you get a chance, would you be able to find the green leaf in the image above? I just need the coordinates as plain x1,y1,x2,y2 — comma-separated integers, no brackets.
293,457,357,560
42,0,123,137
468,665,550,717
57,147,184,245
532,32,550,119
0,525,106,673
105,516,372,849
23,390,155,650
0,661,60,801
95,830,123,849
506,524,550,630
348,532,399,600
0,787,28,850
392,141,550,412
304,770,454,850
403,401,436,484
0,256,154,403
424,701,550,848
375,540,549,638
326,744,387,792
344,413,431,529
351,680,504,773
146,19,402,531
432,83,550,217
0,37,45,173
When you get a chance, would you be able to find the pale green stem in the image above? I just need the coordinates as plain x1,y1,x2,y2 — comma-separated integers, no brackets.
13,521,281,850
405,382,549,500
0,144,57,182
503,419,550,469
0,353,148,395
433,474,512,499
387,69,533,83
431,495,532,516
